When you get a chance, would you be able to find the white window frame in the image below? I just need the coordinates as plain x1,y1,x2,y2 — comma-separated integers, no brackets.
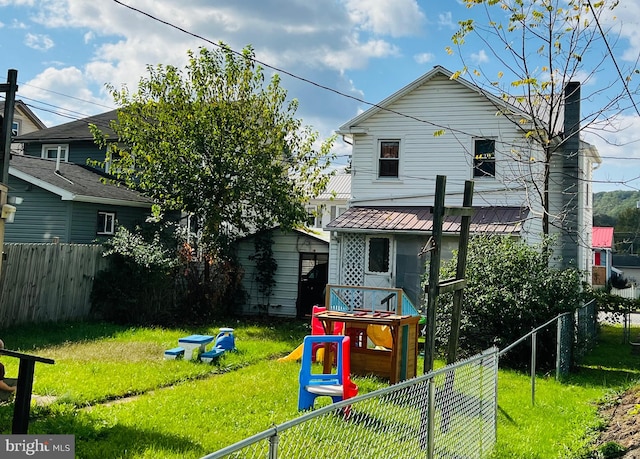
97,211,116,235
11,120,20,137
378,139,401,179
305,206,317,227
365,236,392,274
41,144,69,162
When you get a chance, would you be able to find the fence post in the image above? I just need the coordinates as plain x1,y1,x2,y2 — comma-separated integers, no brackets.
531,331,537,406
556,316,561,381
268,433,278,459
427,378,435,459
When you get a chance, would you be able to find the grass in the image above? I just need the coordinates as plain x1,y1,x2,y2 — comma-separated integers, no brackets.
491,325,640,459
0,320,637,458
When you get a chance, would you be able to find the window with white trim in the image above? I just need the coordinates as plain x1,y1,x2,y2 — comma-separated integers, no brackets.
11,120,20,137
330,205,347,220
97,211,116,235
41,144,69,162
306,206,318,227
379,140,400,178
473,139,496,178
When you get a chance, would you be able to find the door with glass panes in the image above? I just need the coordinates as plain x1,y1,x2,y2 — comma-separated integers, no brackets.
363,235,394,289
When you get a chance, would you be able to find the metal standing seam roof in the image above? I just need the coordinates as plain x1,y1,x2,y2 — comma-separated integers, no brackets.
592,226,614,249
326,206,529,234
315,173,351,200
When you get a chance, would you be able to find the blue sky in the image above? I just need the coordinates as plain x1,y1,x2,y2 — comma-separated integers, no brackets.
1,0,639,193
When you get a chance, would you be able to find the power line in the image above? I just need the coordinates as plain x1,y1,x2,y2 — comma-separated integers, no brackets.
2,1,636,191
586,0,640,118
18,82,116,111
110,0,463,136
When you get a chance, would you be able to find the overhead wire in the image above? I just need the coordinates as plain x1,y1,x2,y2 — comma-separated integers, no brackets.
2,0,637,190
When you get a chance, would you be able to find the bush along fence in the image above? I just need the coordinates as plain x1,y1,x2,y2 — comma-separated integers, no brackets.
202,300,598,459
203,349,499,459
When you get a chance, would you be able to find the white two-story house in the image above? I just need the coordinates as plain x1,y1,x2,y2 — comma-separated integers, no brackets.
327,66,600,308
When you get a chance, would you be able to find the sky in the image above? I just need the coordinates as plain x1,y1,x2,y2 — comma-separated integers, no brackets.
1,0,640,193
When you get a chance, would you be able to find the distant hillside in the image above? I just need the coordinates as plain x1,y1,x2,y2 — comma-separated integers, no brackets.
593,191,640,219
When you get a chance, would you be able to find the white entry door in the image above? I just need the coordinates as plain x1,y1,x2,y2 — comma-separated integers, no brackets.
363,235,394,289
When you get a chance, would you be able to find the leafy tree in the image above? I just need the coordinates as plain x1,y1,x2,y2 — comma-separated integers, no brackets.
615,206,640,254
435,235,584,369
93,45,335,255
450,0,636,258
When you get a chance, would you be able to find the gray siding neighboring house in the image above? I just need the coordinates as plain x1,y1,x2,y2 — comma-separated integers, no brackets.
8,110,153,243
613,254,640,286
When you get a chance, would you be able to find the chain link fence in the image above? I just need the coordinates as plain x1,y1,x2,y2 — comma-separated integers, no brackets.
203,348,498,459
575,299,598,362
201,300,598,458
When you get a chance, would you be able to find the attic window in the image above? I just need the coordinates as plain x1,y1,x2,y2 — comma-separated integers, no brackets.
379,140,399,178
473,139,495,178
41,144,69,162
97,211,116,235
11,121,19,137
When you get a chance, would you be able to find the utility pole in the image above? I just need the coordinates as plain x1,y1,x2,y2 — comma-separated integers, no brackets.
0,69,19,274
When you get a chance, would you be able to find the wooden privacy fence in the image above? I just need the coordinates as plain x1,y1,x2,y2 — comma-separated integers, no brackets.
0,243,109,327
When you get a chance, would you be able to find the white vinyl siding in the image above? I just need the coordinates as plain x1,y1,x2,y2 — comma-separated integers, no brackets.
348,74,539,209
237,230,329,318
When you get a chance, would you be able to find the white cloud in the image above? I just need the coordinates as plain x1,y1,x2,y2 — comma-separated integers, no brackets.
438,12,455,29
24,33,53,51
21,66,115,126
471,49,489,64
414,52,435,64
344,0,425,37
10,19,27,29
83,31,94,44
0,0,34,5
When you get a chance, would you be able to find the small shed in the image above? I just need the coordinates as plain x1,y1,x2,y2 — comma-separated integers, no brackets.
236,227,329,318
592,226,614,286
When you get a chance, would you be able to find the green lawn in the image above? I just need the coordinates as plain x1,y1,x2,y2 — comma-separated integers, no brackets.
0,320,636,458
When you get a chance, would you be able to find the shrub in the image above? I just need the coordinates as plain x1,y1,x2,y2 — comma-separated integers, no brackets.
90,222,245,325
435,235,584,369
90,224,180,325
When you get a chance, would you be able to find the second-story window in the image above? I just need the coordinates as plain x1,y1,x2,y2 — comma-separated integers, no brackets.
379,140,400,178
11,121,20,137
473,139,496,178
41,144,69,162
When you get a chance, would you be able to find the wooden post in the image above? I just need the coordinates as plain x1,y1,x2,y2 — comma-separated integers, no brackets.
447,180,474,364
0,349,54,434
0,69,18,276
423,176,474,372
424,175,446,374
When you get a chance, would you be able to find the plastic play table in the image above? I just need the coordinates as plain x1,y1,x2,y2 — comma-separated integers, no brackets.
178,334,214,360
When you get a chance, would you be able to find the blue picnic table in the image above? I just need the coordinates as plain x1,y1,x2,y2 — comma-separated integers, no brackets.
178,334,214,360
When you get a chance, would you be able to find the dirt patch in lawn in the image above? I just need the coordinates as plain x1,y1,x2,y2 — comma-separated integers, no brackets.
598,387,640,458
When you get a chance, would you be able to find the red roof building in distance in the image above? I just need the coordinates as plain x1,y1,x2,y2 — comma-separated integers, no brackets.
592,227,614,249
